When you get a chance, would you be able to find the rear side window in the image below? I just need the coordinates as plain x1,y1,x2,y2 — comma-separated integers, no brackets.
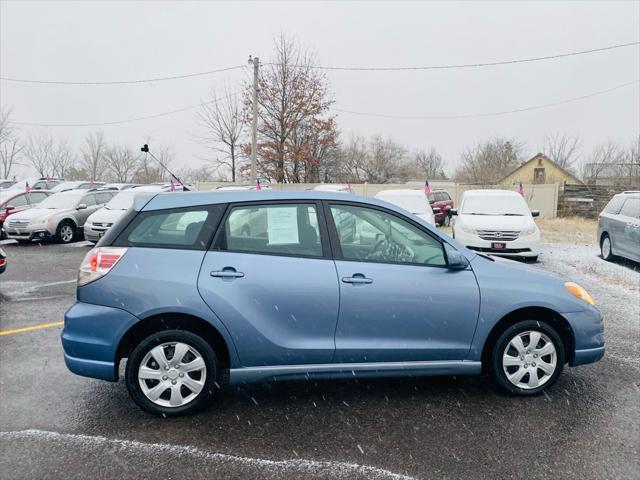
114,205,225,250
215,203,323,257
620,198,640,219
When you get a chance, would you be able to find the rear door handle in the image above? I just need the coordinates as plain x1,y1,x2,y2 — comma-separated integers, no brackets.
211,268,245,279
342,274,373,285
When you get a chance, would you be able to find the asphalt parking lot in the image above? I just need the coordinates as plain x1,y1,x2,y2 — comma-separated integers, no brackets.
0,241,638,480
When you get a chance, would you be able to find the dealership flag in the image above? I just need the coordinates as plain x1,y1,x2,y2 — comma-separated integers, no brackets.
424,179,431,196
517,182,524,196
169,180,176,191
256,178,262,191
347,182,353,193
25,181,31,193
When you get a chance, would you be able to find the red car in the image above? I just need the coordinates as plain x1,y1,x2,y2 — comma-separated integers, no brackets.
0,190,51,238
428,190,454,226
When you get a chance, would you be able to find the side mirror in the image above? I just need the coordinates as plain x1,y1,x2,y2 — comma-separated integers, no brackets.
445,244,469,270
432,207,441,215
450,209,458,216
531,210,540,217
5,205,15,213
76,203,87,210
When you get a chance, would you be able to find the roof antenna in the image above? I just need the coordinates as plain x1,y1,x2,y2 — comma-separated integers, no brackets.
140,144,185,188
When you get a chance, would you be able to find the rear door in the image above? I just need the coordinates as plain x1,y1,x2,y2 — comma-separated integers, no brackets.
197,201,340,367
326,201,480,363
618,197,640,261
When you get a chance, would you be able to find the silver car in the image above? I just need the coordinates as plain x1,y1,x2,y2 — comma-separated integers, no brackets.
5,190,115,243
597,191,640,263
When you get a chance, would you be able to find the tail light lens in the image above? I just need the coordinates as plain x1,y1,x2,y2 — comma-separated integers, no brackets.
78,247,128,286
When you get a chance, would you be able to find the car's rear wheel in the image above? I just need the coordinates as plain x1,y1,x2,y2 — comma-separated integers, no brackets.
601,234,614,261
126,329,218,416
56,221,76,244
491,320,564,396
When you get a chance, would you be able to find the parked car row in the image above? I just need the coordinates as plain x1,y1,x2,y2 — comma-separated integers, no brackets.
0,181,197,243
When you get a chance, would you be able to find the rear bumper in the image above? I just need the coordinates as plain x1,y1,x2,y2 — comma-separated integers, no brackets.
62,302,139,382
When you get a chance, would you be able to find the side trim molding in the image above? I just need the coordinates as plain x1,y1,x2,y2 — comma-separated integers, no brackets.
229,360,481,384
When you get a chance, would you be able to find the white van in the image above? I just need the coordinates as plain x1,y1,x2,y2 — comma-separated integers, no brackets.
374,189,438,225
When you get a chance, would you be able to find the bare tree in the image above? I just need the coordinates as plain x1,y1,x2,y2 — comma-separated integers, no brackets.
79,132,107,181
175,165,217,183
198,87,244,182
455,138,525,184
360,135,407,183
245,33,337,183
51,140,75,178
542,132,582,172
24,132,55,177
105,145,139,183
413,148,446,179
0,107,22,178
583,139,637,186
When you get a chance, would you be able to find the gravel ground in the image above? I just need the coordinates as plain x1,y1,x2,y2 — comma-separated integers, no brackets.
0,240,638,480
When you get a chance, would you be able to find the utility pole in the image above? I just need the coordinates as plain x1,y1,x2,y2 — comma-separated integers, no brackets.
248,55,259,184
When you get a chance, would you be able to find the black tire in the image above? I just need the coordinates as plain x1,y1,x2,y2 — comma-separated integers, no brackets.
600,233,615,261
491,320,564,396
56,220,76,244
126,329,218,417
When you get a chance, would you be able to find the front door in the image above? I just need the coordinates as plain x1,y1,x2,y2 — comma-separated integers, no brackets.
198,202,339,367
326,202,480,363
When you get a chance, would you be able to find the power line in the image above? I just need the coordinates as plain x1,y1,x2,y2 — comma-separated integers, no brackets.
13,91,241,127
283,41,640,71
2,41,637,85
333,80,639,120
13,80,637,128
1,65,246,86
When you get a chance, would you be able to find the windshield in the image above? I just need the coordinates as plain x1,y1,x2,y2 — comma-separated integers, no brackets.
37,193,81,209
461,195,529,216
105,191,137,210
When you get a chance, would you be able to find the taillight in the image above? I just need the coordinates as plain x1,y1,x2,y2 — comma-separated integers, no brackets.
78,247,128,286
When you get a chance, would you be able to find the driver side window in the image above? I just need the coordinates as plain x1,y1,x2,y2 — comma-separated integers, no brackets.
329,204,446,266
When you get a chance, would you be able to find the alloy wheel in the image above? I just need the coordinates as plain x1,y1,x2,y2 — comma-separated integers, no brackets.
138,342,207,408
502,330,557,390
60,225,74,243
602,236,611,259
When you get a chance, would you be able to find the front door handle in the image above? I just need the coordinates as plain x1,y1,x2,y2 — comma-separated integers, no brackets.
342,274,373,285
211,267,245,279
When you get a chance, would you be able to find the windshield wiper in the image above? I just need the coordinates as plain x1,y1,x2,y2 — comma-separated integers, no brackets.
501,213,524,216
467,212,490,215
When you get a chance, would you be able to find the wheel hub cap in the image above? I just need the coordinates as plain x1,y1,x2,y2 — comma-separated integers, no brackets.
502,330,557,390
138,342,207,408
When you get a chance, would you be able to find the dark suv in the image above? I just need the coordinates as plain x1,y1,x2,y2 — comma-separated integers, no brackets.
428,190,454,226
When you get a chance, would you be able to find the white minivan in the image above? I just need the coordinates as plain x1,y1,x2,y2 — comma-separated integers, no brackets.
451,189,540,261
374,189,439,226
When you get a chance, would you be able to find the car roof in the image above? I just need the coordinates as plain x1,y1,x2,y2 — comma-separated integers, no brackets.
462,189,520,197
138,190,414,212
52,189,90,197
375,189,424,197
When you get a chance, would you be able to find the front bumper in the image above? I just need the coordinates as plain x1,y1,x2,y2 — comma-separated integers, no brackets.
453,229,540,257
564,306,605,366
62,302,139,381
5,225,53,241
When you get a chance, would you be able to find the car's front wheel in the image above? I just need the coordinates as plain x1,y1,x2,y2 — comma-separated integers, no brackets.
126,330,218,416
56,221,76,243
601,233,614,261
491,320,564,395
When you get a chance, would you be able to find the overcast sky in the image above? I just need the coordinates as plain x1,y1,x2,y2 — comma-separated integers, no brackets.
1,0,638,179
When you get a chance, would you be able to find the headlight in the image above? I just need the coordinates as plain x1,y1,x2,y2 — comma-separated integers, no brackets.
565,282,594,305
460,224,476,234
521,224,537,236
29,218,47,227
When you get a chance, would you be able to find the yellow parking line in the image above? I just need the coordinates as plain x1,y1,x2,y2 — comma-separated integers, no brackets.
0,321,64,336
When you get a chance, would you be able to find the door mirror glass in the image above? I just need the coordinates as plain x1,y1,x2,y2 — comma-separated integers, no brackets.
450,209,458,216
432,207,441,215
76,203,87,210
445,244,469,270
531,210,540,217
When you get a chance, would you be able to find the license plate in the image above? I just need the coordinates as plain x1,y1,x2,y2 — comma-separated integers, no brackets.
492,242,506,249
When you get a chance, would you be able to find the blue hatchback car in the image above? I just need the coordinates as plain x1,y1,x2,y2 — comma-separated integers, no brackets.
62,191,604,416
